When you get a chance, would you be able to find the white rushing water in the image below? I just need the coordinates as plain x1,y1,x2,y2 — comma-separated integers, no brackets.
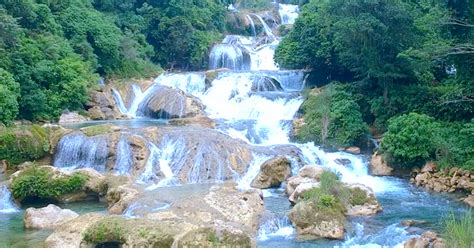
0,185,19,214
54,132,108,172
278,4,299,25
115,135,133,175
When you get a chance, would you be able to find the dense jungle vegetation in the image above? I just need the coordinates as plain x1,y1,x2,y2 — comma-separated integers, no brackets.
277,0,473,170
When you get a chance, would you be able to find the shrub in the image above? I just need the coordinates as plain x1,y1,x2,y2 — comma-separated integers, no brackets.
0,125,49,165
350,188,368,206
297,83,368,147
381,113,438,167
301,171,350,213
10,166,86,201
435,121,474,171
442,211,473,248
83,218,126,244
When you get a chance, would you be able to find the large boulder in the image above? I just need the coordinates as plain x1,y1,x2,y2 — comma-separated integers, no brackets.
139,85,205,119
251,156,291,189
463,194,474,207
288,201,345,240
369,152,393,176
58,112,88,124
286,165,325,196
24,204,79,230
345,184,383,216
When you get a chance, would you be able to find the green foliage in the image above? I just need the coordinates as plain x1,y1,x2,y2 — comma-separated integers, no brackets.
83,218,126,244
0,69,20,125
0,125,49,165
0,0,229,124
297,84,368,147
10,166,87,201
382,113,438,167
442,211,474,248
435,120,474,170
301,171,351,212
350,188,369,206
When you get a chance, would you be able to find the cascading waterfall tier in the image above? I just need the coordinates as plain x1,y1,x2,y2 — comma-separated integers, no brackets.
0,185,18,214
54,132,108,172
114,135,133,175
278,4,299,25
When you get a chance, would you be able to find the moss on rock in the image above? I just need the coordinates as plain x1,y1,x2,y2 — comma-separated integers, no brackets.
10,166,87,202
0,125,49,165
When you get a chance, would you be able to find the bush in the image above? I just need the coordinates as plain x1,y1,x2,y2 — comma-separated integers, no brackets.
10,166,86,202
381,113,438,167
297,84,368,147
435,121,474,171
0,125,50,165
443,211,473,248
83,218,126,244
301,171,350,212
350,188,368,206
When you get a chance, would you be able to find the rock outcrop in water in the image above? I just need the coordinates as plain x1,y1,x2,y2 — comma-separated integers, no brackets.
251,156,291,189
137,85,205,119
411,162,474,207
369,152,393,176
45,183,264,248
288,200,345,240
24,204,79,230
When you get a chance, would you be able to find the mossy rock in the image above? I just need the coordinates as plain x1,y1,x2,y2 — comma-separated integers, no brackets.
10,166,87,203
83,217,178,247
80,124,115,137
0,125,50,165
179,227,252,247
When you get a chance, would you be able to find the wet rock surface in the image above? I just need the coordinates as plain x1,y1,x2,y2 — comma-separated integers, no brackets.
369,152,393,176
24,204,79,230
251,156,291,189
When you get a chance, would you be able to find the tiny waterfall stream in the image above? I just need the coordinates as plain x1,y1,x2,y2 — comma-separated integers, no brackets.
0,2,468,247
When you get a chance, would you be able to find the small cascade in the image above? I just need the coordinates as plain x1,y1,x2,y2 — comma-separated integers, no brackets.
137,143,161,183
54,132,108,172
153,73,206,95
0,186,19,214
246,14,257,37
125,84,148,117
114,136,133,175
237,154,270,189
208,44,251,71
278,4,299,25
198,72,304,145
111,89,127,114
258,215,295,241
251,14,275,38
298,143,399,193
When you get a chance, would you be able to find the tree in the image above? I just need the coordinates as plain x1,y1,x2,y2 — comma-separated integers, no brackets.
0,69,20,125
381,113,438,167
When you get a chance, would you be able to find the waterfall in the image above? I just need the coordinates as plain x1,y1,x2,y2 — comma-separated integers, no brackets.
54,132,108,172
246,14,257,37
278,4,299,25
0,186,18,214
209,44,251,71
251,14,275,38
114,136,133,175
111,89,127,114
297,143,397,193
258,215,295,241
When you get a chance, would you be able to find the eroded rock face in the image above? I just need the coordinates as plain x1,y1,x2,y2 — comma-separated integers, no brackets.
288,201,344,240
24,204,79,230
44,213,106,248
44,183,263,248
286,165,325,196
58,112,88,124
345,147,361,155
138,85,205,119
251,156,291,189
369,152,393,176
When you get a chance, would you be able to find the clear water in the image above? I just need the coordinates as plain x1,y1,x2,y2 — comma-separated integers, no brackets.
0,201,107,248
